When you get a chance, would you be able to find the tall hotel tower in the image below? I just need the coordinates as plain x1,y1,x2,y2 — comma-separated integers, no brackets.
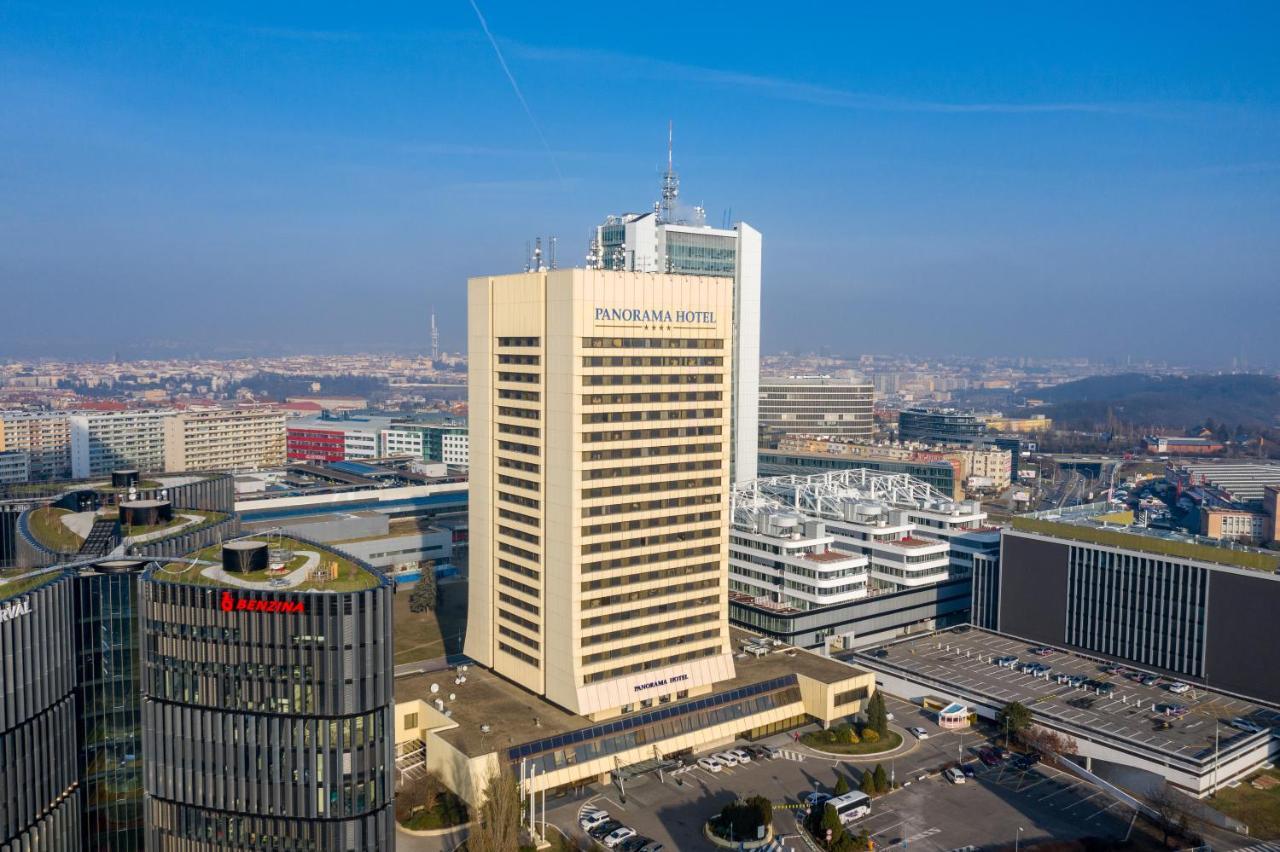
466,268,737,719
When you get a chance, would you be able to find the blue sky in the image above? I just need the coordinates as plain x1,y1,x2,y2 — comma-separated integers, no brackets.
2,2,1278,363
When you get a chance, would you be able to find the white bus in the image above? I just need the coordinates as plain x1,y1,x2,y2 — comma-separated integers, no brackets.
825,791,872,825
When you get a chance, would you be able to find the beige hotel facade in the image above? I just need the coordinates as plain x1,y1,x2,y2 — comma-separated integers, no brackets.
466,268,738,720
391,268,874,806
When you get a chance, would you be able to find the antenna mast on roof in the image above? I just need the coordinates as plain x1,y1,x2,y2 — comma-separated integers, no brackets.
659,120,679,224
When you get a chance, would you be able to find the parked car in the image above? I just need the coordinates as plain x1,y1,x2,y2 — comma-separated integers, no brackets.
944,766,966,784
1230,718,1267,734
995,656,1018,668
712,751,739,767
618,838,650,852
697,757,722,772
909,727,929,739
960,763,977,778
580,810,611,831
638,843,665,852
730,748,753,764
1031,647,1054,657
590,820,625,840
977,748,1001,767
1096,683,1116,697
1140,675,1159,687
604,827,637,848
1167,682,1191,695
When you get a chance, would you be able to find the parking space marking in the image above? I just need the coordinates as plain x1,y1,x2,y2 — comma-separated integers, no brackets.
1062,790,1103,812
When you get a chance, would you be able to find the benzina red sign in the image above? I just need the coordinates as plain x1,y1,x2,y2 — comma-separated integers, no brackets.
219,591,305,614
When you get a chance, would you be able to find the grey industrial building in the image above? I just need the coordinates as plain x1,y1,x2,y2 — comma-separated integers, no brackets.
991,504,1280,704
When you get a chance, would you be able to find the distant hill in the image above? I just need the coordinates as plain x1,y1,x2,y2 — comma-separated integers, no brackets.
1034,373,1280,431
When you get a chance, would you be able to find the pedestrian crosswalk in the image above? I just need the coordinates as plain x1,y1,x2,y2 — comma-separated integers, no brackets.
1232,843,1280,852
776,749,806,762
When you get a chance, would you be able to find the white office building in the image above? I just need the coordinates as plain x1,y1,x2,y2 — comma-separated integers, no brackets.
732,469,991,595
69,409,173,479
759,375,875,440
591,132,760,484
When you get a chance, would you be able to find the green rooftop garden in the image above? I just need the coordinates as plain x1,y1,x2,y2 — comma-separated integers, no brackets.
0,569,63,601
120,509,226,540
154,535,379,592
26,506,86,552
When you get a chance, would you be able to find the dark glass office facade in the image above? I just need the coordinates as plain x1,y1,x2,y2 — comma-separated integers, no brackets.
1,555,396,851
140,576,395,851
1,577,79,852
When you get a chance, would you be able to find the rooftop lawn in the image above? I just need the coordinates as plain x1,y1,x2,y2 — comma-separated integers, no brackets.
26,506,86,552
153,535,379,592
0,569,62,601
121,509,225,540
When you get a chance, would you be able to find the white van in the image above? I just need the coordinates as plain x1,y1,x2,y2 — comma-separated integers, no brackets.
944,766,966,784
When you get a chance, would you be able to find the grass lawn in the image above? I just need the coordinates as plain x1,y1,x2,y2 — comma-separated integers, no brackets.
26,507,85,552
0,570,62,601
155,536,378,592
393,592,446,665
801,729,904,756
1212,768,1280,839
121,510,224,540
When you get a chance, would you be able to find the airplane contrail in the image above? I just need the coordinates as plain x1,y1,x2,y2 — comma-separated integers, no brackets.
466,0,565,184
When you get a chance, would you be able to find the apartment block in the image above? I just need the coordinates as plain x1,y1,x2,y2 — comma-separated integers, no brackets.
163,407,286,472
68,409,172,478
0,411,72,480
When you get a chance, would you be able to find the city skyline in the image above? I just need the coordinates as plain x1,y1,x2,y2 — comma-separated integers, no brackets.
4,3,1280,363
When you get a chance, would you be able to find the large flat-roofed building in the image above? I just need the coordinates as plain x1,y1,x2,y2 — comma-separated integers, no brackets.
849,627,1280,798
897,407,987,447
163,406,286,472
0,450,29,484
994,503,1280,704
758,375,874,441
395,628,875,804
68,409,172,478
729,469,996,649
759,448,963,500
466,267,736,720
0,411,72,480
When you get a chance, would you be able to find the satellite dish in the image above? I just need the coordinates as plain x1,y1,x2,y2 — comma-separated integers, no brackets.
430,683,439,694
449,693,456,701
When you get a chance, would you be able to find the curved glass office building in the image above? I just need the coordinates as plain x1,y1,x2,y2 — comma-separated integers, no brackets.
1,541,395,851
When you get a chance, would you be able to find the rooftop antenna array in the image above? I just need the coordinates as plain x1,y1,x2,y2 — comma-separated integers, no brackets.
524,237,558,272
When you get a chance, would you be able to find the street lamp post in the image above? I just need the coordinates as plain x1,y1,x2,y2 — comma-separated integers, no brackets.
1015,826,1024,852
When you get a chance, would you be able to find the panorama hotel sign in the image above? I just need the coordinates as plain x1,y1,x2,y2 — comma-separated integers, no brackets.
594,307,716,324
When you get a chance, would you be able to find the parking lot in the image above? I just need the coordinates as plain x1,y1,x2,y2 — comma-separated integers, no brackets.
858,628,1280,764
546,713,1140,852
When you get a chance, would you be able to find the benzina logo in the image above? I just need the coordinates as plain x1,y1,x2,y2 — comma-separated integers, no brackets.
219,591,305,614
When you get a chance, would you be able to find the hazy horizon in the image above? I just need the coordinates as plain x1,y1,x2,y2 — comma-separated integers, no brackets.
4,4,1279,365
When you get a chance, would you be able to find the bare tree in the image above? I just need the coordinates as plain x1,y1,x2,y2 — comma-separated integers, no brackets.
468,762,523,852
1148,785,1198,848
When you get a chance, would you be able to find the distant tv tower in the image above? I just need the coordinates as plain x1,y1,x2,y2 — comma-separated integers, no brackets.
430,307,440,362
